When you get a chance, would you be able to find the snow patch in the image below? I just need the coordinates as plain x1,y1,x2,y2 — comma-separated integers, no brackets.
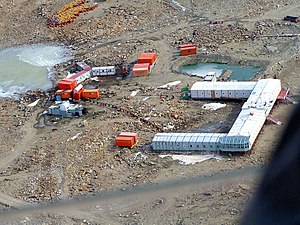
159,154,222,165
202,103,226,111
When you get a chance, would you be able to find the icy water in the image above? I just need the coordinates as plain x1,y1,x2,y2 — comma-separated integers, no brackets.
180,62,261,81
0,44,73,98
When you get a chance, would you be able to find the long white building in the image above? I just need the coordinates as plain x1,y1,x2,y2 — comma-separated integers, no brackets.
152,79,281,152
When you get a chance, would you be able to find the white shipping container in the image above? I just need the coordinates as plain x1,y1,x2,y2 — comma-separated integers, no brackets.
92,66,116,76
191,81,256,99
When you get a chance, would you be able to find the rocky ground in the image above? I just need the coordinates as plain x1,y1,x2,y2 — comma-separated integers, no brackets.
0,0,300,224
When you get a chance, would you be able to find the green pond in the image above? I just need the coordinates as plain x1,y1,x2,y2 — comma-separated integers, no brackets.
180,62,261,81
0,44,73,98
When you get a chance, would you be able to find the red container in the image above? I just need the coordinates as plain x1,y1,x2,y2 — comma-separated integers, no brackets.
181,46,197,56
137,52,157,65
116,136,135,147
55,90,72,99
73,84,84,101
119,132,138,143
82,89,100,99
179,44,196,49
58,78,77,90
132,63,150,77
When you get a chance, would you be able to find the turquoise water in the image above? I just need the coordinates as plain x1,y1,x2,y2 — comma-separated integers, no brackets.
180,62,261,81
0,44,73,98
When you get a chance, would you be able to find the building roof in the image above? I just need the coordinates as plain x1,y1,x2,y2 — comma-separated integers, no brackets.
191,81,256,91
138,52,156,59
152,133,227,143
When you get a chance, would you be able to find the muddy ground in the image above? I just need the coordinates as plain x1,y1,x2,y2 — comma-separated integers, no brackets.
0,0,300,224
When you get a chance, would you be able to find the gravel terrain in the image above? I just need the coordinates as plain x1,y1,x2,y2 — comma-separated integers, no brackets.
0,0,299,224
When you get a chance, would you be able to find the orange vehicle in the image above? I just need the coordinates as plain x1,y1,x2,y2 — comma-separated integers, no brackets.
55,90,72,99
115,136,135,148
58,78,77,90
132,63,150,77
137,52,157,65
82,89,100,99
181,46,197,56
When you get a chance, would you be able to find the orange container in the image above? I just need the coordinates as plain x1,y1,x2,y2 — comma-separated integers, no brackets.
179,44,196,49
55,90,72,99
82,89,100,99
119,132,138,143
115,136,135,147
58,78,77,90
181,46,197,56
137,52,157,65
73,84,84,101
132,63,150,77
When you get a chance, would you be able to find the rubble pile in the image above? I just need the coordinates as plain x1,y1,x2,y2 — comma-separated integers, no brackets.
53,1,180,49
17,174,59,202
194,0,294,18
170,24,253,53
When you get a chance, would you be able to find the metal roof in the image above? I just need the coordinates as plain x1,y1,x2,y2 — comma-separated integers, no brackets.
219,135,249,144
152,133,227,143
191,81,256,91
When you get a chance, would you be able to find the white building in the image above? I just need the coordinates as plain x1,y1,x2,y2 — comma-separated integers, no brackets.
152,79,282,152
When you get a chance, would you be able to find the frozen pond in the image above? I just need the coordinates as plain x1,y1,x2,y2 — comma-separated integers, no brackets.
180,62,261,81
0,44,73,98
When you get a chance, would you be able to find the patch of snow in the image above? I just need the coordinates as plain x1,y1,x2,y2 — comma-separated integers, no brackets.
158,81,181,89
171,0,187,11
159,154,222,165
130,90,139,97
28,99,40,107
202,103,226,111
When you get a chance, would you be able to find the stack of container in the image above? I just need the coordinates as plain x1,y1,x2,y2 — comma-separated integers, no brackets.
73,84,84,101
115,132,138,148
58,78,77,90
180,44,197,56
132,52,157,77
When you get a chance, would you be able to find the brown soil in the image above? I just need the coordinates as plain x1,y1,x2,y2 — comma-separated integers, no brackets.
0,0,299,224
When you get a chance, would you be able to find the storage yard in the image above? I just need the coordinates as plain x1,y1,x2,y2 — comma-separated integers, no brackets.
0,0,300,224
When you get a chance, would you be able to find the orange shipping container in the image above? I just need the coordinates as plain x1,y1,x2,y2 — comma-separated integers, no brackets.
133,63,150,71
132,63,150,77
82,89,100,99
116,136,135,147
179,44,196,49
73,84,84,101
55,90,72,99
119,132,138,143
181,46,197,56
58,78,77,90
132,68,149,77
137,52,157,65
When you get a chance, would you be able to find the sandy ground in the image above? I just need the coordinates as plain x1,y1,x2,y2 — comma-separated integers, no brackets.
0,0,299,224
